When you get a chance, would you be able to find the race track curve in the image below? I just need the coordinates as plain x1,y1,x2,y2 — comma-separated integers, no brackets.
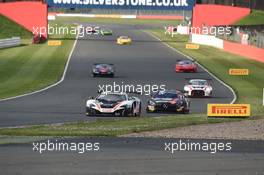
0,23,235,127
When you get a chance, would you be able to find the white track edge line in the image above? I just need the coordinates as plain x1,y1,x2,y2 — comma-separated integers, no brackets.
145,31,237,104
0,34,78,102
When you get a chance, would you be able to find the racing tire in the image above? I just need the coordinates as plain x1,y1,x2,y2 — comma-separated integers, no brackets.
182,104,190,114
182,108,190,114
118,109,128,117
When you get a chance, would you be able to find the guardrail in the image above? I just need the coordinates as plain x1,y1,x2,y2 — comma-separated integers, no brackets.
0,37,21,49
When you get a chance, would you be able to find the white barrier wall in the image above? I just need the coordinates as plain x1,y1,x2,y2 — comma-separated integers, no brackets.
56,13,136,19
48,15,56,20
0,37,21,49
176,25,189,35
191,34,224,49
56,14,96,17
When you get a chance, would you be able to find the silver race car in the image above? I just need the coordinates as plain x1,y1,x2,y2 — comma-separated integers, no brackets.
184,79,213,97
86,92,141,117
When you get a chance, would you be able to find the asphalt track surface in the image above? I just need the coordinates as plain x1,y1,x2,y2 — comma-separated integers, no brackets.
1,137,264,175
0,24,234,127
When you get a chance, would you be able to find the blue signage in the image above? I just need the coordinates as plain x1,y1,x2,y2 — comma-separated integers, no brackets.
47,0,195,10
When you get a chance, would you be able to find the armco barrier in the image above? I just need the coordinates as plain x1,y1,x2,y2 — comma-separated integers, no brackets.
223,40,264,63
0,2,47,38
0,37,21,49
191,34,264,63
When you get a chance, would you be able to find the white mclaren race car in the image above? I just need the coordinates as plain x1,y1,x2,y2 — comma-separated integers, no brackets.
86,92,141,117
184,79,213,97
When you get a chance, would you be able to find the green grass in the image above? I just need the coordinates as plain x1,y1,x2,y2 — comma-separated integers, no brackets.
0,115,245,136
0,22,75,99
147,29,264,116
56,16,181,26
0,15,32,39
235,10,264,25
0,135,51,145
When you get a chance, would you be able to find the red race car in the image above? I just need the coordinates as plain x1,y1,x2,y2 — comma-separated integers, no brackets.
175,60,198,73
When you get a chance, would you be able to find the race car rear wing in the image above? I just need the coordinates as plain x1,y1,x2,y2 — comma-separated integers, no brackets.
176,59,196,62
97,90,141,94
184,78,212,81
93,63,114,66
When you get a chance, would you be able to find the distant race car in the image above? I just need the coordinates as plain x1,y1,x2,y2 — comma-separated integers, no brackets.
184,79,213,97
100,28,112,35
92,63,114,77
86,92,141,117
146,90,190,114
87,27,100,35
175,60,198,73
117,36,132,45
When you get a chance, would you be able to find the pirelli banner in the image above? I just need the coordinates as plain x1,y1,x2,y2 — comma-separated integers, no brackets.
207,104,251,118
47,0,195,10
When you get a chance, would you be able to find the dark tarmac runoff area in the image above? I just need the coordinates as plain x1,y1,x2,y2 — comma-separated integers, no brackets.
0,137,264,175
0,24,234,127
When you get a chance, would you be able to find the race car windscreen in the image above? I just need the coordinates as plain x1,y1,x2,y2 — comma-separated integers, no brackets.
153,91,178,99
97,94,126,102
189,80,208,85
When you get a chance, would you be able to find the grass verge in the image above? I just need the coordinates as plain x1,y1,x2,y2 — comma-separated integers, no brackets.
235,10,264,25
0,115,245,136
0,22,75,99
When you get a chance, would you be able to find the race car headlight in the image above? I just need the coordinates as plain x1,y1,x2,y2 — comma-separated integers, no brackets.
205,86,212,91
184,86,190,91
148,100,156,106
120,104,130,108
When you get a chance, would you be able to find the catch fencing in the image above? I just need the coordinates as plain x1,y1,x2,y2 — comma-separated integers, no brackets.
216,25,264,48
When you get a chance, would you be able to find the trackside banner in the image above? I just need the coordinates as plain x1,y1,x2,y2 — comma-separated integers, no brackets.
47,0,195,10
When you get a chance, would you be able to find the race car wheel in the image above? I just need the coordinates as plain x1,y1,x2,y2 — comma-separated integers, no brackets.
182,108,190,114
131,103,137,117
118,109,128,117
182,104,190,114
86,108,96,116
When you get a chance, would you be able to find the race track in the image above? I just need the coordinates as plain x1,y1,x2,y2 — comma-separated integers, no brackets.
0,24,234,127
1,137,264,175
